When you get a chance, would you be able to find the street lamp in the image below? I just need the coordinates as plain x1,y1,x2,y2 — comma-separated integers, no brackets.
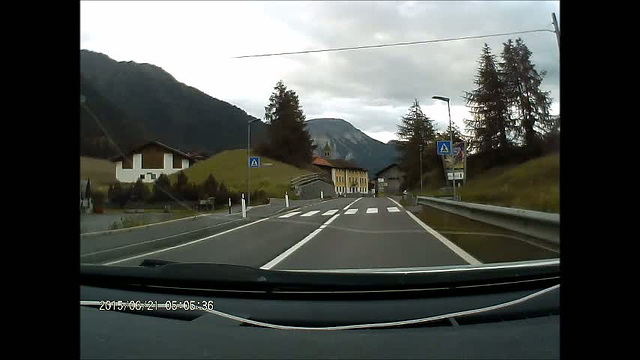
419,143,423,193
248,118,261,208
432,95,456,201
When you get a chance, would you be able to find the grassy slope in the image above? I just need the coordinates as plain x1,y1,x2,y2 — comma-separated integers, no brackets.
168,149,314,197
80,156,116,193
418,153,559,213
458,153,559,213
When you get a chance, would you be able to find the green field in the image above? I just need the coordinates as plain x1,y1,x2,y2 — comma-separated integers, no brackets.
168,149,314,197
80,156,116,193
419,153,559,213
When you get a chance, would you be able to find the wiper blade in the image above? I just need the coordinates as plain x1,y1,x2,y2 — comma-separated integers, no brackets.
80,260,559,293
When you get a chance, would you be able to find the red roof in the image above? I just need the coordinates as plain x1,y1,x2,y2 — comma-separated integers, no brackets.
312,156,334,167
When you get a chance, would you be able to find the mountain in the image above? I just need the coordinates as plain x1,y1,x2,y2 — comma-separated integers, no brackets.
80,73,147,158
80,50,268,158
305,118,400,177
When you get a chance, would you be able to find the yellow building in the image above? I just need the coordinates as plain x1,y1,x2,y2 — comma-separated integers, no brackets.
312,156,369,196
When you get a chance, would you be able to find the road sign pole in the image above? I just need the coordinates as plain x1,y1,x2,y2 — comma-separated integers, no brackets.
448,100,456,201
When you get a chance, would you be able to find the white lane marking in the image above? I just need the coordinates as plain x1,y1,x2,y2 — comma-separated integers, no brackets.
388,197,404,208
278,211,301,218
344,209,358,215
104,217,271,265
261,214,341,270
343,197,362,210
322,209,339,216
301,210,320,217
387,207,400,213
366,208,378,214
405,211,482,265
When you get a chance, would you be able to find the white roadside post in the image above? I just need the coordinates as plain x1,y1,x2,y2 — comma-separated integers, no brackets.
321,190,324,200
285,191,289,208
241,193,246,218
228,198,231,214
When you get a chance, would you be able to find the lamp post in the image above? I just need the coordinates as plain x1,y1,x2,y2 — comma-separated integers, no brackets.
419,143,423,193
432,95,456,201
247,119,261,208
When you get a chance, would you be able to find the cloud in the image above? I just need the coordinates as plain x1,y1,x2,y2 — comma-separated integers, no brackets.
81,1,560,137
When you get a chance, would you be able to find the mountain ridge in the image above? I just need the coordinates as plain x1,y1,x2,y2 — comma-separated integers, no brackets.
305,118,399,177
80,49,268,158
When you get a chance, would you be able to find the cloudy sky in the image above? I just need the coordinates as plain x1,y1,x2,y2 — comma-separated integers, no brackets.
80,1,560,143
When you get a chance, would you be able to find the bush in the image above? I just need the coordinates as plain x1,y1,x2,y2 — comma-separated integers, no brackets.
152,174,172,202
215,182,230,207
132,178,151,203
250,189,268,205
108,181,130,208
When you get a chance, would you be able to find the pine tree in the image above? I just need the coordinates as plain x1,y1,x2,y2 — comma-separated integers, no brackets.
500,38,554,154
464,43,514,153
396,99,436,190
202,174,218,199
264,80,316,167
152,174,172,202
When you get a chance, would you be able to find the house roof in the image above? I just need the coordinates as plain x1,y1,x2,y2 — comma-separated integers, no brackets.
375,163,401,177
111,140,196,162
312,156,366,171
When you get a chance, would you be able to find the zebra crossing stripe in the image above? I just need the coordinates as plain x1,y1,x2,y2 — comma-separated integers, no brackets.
278,211,301,218
322,209,339,216
387,207,400,213
366,208,378,214
301,210,320,217
344,209,358,215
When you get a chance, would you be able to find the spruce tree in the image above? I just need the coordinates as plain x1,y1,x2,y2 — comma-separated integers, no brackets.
264,80,316,167
464,43,514,153
396,99,436,189
500,38,554,153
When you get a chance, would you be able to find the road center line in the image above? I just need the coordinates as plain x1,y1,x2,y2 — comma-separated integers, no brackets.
343,197,362,210
104,217,271,265
260,214,340,270
81,218,243,258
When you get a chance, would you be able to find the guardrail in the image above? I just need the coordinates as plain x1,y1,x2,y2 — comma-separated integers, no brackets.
415,196,559,244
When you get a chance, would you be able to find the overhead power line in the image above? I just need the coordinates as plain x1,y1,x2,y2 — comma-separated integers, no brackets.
233,28,556,59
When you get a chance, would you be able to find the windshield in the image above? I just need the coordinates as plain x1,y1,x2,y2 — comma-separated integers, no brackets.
80,1,559,277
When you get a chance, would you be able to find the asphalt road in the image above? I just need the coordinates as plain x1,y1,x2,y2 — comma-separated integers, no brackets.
98,196,474,270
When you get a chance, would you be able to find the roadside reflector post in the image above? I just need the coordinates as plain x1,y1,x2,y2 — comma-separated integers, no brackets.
228,198,231,214
285,192,289,208
321,190,324,200
241,193,246,218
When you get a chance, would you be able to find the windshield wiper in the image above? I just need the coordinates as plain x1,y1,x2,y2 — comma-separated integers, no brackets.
80,259,559,294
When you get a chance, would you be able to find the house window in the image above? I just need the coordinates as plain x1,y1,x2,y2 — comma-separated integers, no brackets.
149,173,156,180
140,174,145,180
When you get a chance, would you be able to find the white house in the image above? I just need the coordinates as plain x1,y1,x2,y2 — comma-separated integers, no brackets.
112,141,196,183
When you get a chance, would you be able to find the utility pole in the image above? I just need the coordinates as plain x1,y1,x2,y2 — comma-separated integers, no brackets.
552,13,560,53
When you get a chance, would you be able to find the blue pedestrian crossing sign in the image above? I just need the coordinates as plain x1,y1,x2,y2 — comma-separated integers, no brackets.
249,156,260,168
437,141,452,155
